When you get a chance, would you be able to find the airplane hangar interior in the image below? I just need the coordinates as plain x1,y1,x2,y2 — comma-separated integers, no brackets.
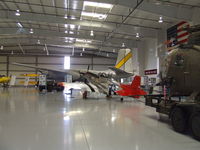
0,0,200,149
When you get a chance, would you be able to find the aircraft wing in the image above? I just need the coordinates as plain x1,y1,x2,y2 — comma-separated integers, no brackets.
12,62,80,77
108,67,134,78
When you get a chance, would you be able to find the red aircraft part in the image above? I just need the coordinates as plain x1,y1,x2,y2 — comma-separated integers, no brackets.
116,76,147,98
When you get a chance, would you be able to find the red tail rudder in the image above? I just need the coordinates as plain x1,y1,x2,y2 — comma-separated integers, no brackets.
131,76,141,89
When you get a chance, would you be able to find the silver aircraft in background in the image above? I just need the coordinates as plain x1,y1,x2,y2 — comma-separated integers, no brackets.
12,49,134,95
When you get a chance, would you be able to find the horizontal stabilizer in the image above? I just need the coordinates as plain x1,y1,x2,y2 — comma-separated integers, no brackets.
109,67,133,78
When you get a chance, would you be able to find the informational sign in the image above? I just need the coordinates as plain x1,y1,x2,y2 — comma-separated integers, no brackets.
144,69,157,75
66,75,72,83
9,75,16,86
24,77,30,86
39,75,46,86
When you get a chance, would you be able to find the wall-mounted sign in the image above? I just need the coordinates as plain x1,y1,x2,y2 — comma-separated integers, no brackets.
145,69,157,75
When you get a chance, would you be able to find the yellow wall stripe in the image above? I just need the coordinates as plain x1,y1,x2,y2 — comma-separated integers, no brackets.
115,52,132,69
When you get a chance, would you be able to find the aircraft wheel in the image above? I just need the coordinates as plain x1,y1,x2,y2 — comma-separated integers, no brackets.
47,86,53,92
190,112,200,141
171,107,187,133
120,97,124,102
39,86,44,92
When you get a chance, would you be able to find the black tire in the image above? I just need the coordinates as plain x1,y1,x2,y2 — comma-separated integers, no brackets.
190,112,200,141
39,86,44,92
47,86,53,92
120,97,124,102
56,86,64,92
60,86,64,91
171,107,187,133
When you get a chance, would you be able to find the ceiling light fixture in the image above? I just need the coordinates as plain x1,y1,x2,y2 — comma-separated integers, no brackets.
15,10,20,16
113,49,115,52
158,16,163,23
0,46,3,50
69,31,74,34
136,33,140,38
82,48,85,51
64,24,69,28
81,12,107,19
80,53,83,56
122,43,125,47
70,24,75,30
106,53,109,57
76,39,92,43
90,30,94,36
83,1,113,9
17,22,23,28
64,15,68,19
65,31,68,34
37,40,40,44
71,16,76,20
29,28,34,34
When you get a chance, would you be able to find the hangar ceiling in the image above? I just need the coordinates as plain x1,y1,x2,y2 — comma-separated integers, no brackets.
0,0,200,57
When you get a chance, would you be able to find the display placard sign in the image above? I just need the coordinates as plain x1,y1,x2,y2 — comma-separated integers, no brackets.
39,75,46,86
144,69,157,75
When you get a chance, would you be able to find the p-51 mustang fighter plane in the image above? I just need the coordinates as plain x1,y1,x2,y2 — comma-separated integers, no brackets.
12,49,134,95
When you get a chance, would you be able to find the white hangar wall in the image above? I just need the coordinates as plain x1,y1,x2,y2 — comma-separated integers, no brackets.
0,55,116,86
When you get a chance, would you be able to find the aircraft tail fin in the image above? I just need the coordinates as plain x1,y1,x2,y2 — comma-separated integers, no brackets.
115,48,133,73
131,76,141,89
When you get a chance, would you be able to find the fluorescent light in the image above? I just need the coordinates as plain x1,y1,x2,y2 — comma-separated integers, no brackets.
83,1,113,9
37,40,40,44
136,33,139,38
90,30,94,36
113,49,115,52
80,53,83,56
64,15,68,19
0,46,3,50
158,16,163,23
29,28,33,34
64,56,70,69
69,31,74,34
17,22,23,28
76,39,92,43
82,48,85,51
122,43,125,47
81,12,107,19
71,16,76,20
65,31,68,34
106,53,109,57
64,24,68,28
15,10,20,16
70,24,75,29
86,40,92,43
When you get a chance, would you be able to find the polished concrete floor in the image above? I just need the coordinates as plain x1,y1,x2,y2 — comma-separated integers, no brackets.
0,87,200,150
